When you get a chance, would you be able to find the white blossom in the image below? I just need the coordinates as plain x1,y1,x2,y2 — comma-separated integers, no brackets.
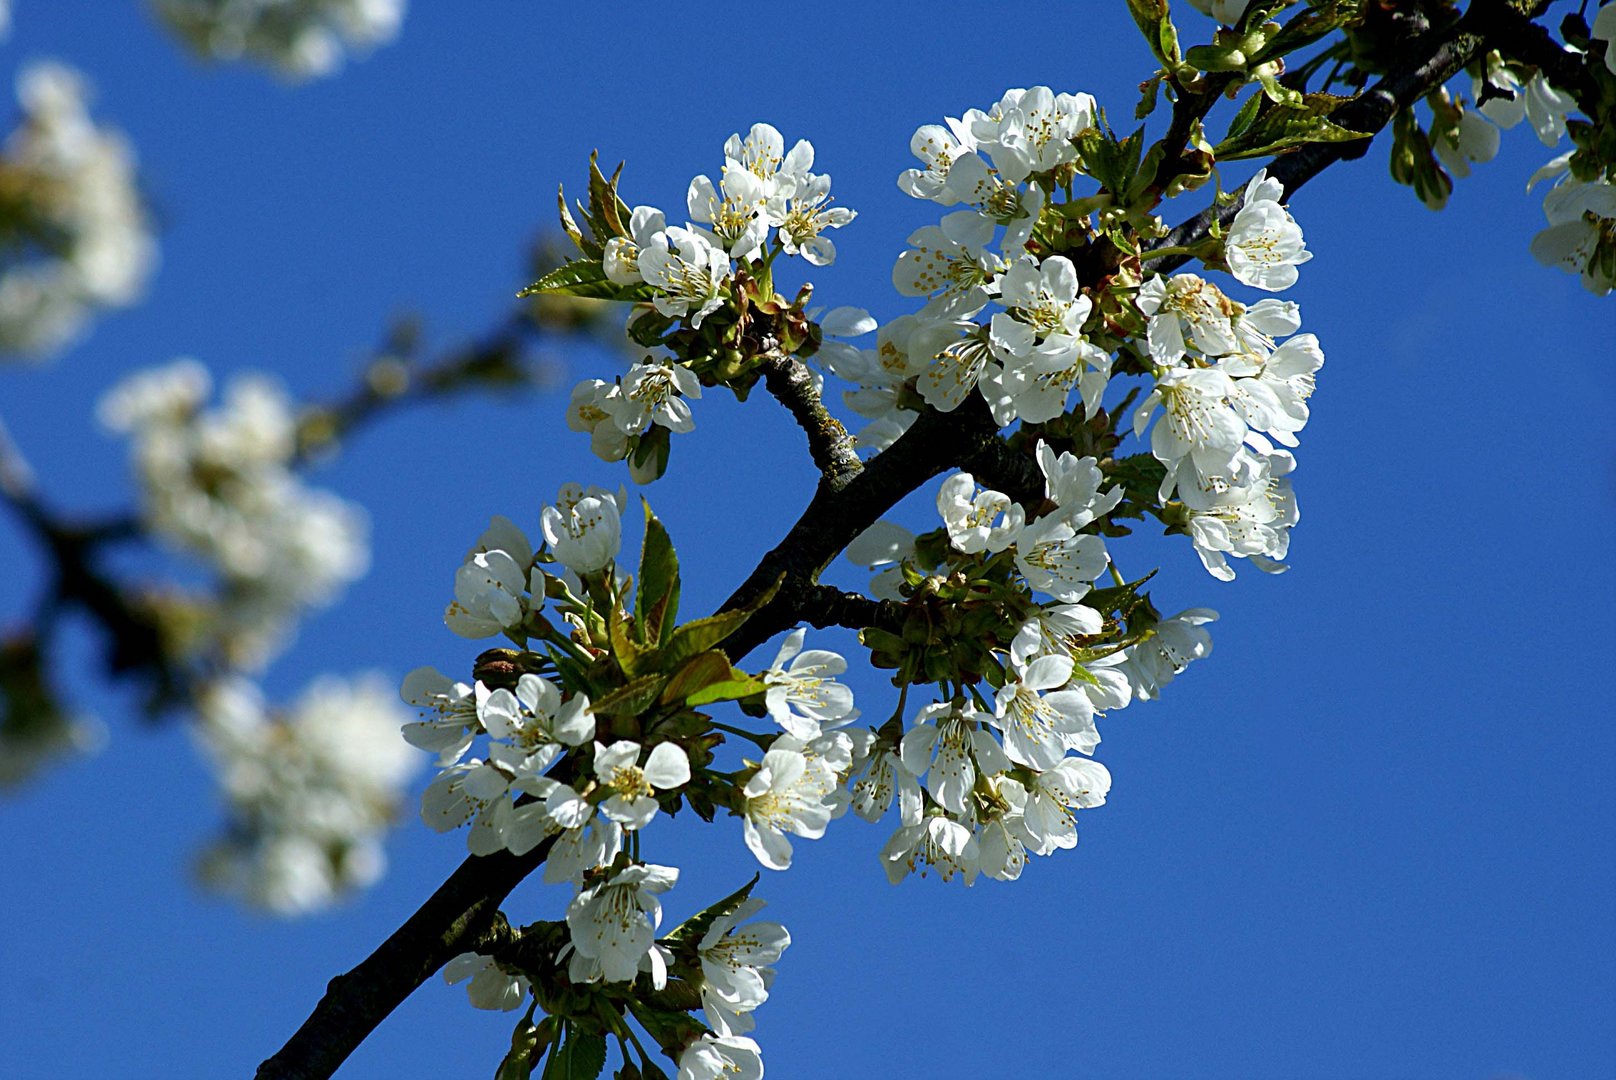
763,629,857,740
195,673,416,914
446,546,531,640
892,210,1001,318
698,898,790,1036
153,0,404,79
591,740,690,830
966,87,1095,183
1136,274,1240,365
602,205,668,286
1476,61,1576,147
1183,452,1298,581
540,482,624,575
844,520,916,602
677,1035,764,1080
1017,756,1111,855
899,701,1010,814
1183,0,1256,24
937,472,1024,555
991,654,1099,770
881,815,980,885
912,318,1000,413
1595,4,1616,77
741,746,836,870
898,118,976,204
565,862,678,984
1225,170,1312,292
1035,442,1124,526
1013,513,1109,603
688,168,770,261
777,171,855,266
1529,169,1616,296
1121,608,1217,700
0,62,155,359
724,122,813,205
638,225,730,327
482,674,595,778
442,953,528,1012
1134,366,1249,501
101,362,368,669
944,152,1046,253
542,809,623,885
849,744,921,823
606,356,702,436
1010,602,1105,668
565,378,632,462
399,666,484,766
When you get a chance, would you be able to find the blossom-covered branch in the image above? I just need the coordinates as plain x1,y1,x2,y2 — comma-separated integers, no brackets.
259,3,1616,1077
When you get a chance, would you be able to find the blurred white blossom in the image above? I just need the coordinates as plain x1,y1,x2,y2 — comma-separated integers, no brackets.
194,672,416,914
154,0,406,80
100,360,370,669
0,62,155,359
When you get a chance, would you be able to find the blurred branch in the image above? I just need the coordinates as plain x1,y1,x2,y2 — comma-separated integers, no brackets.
1,413,180,708
292,312,570,462
256,835,557,1080
3,242,613,724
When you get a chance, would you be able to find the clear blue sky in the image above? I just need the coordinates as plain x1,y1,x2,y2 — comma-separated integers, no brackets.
1,3,1612,1078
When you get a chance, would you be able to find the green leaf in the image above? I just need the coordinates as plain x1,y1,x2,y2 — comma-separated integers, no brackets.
591,673,666,717
518,258,616,300
659,650,735,705
1223,89,1265,143
1125,0,1183,67
609,599,650,678
541,1027,607,1080
586,153,631,245
1083,569,1159,621
1213,92,1368,160
1135,73,1164,121
636,501,680,647
495,1011,544,1080
1254,0,1366,65
662,874,760,950
557,185,587,254
683,672,769,708
1076,123,1149,201
660,611,749,668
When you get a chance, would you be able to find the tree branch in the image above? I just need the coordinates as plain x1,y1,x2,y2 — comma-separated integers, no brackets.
1152,5,1501,269
255,835,557,1080
1469,0,1599,113
759,354,863,486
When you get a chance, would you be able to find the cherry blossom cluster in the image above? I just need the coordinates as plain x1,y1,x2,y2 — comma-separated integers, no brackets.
99,359,369,671
411,483,844,1074
193,672,414,913
840,443,1215,885
797,88,1323,878
153,0,406,80
560,123,855,479
0,62,155,359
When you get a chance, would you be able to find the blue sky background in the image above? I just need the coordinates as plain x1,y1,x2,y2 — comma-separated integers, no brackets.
1,2,1612,1078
